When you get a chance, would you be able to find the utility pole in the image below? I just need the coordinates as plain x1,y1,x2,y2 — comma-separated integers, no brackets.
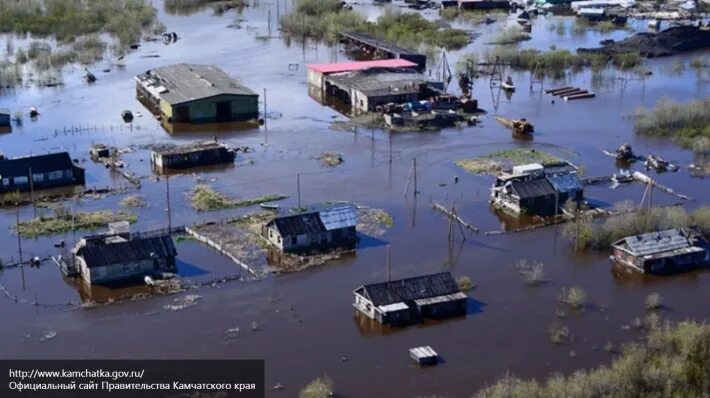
413,157,418,196
388,132,392,164
386,244,391,284
16,210,22,262
263,88,267,131
166,175,172,231
28,167,35,218
296,173,301,210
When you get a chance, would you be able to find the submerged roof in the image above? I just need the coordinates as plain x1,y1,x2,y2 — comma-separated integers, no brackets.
79,234,177,268
0,152,78,178
325,68,428,97
308,59,418,75
510,178,556,199
357,272,462,307
152,140,230,156
269,206,357,236
547,173,583,193
613,228,707,257
137,63,256,105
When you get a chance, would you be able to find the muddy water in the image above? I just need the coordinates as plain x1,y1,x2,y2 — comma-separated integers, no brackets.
1,2,709,397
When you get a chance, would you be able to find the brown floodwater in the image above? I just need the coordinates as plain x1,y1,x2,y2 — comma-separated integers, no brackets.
0,2,709,397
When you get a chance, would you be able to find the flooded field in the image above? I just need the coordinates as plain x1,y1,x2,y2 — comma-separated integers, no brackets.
1,1,709,396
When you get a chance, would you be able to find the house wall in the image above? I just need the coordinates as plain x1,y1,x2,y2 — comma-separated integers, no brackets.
268,226,357,254
0,114,10,127
643,250,710,275
168,94,259,123
152,147,233,170
307,70,324,89
351,89,420,114
353,293,375,319
80,256,176,285
0,166,85,193
418,298,467,319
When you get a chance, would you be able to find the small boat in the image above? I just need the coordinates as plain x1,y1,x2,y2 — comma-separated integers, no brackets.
260,202,280,210
644,154,679,172
496,116,533,134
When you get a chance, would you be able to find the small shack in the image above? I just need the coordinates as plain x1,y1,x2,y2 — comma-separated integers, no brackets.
611,228,710,275
490,163,583,217
0,152,85,194
90,144,111,159
353,271,467,326
324,68,430,115
0,108,10,127
135,63,258,124
71,229,178,285
151,141,235,171
307,59,418,90
263,206,358,254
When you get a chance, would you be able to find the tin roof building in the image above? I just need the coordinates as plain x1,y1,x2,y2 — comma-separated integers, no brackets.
611,228,710,274
263,206,358,254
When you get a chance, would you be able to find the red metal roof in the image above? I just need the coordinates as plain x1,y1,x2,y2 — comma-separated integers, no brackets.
307,59,418,74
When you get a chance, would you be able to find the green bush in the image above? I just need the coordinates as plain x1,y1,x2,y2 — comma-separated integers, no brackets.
635,100,710,151
299,376,334,398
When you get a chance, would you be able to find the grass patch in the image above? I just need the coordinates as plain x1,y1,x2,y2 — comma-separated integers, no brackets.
17,209,137,238
477,321,710,397
456,275,475,292
299,375,334,398
190,185,288,211
280,2,470,50
456,148,562,175
548,322,570,344
559,286,586,309
120,195,147,208
318,152,344,167
635,99,710,152
515,259,545,285
645,292,663,311
564,205,710,251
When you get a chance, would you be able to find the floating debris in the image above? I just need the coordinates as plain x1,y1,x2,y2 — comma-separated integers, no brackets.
163,294,201,311
40,330,57,341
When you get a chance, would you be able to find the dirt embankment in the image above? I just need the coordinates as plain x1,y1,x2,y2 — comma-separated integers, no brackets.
578,26,710,57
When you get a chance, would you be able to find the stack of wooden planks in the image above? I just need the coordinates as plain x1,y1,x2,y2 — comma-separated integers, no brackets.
545,86,596,100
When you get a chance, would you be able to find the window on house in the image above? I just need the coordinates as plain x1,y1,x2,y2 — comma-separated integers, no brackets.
291,236,297,245
48,170,63,181
65,169,74,179
32,173,44,183
14,176,28,185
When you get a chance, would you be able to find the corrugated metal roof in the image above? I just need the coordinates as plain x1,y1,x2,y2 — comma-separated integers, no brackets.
360,272,461,307
0,152,79,178
622,228,696,256
325,68,427,97
271,212,325,237
308,59,417,74
137,64,256,106
510,178,556,199
79,235,177,268
547,173,583,194
318,206,357,231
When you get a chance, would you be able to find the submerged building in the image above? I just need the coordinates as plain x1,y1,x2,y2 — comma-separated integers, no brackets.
0,108,10,127
0,152,85,194
136,63,258,124
353,272,467,326
263,206,358,254
323,68,431,115
490,163,583,217
151,140,235,171
611,228,710,275
70,226,178,285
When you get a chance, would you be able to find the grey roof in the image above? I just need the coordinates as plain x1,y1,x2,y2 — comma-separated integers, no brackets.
269,206,357,237
0,152,79,178
79,235,177,268
547,173,583,194
152,141,229,156
325,68,427,97
613,228,706,257
138,64,257,105
510,178,556,199
357,272,461,307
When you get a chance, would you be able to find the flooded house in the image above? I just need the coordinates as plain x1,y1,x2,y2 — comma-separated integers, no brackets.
0,152,85,194
135,63,258,124
352,272,467,326
611,228,710,275
323,68,431,115
490,163,583,217
69,226,178,285
307,59,419,103
458,0,511,9
151,140,236,171
263,206,357,254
